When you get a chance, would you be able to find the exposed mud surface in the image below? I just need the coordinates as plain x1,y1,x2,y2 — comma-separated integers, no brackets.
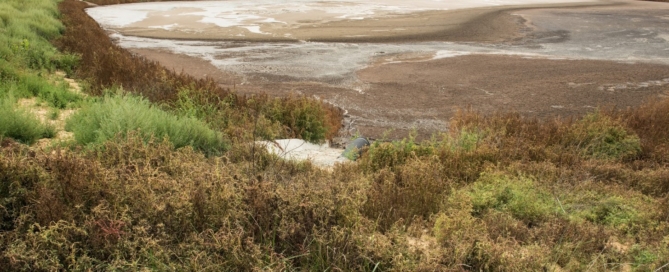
92,0,669,140
132,48,669,139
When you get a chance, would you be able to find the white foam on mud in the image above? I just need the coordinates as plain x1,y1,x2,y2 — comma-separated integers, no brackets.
197,12,263,28
86,6,149,26
93,0,669,84
257,139,347,167
87,0,591,32
111,32,669,85
148,23,179,31
242,26,266,34
433,50,472,59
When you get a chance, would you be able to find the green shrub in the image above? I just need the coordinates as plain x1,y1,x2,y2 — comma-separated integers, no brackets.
561,189,656,233
569,112,641,160
19,72,80,108
450,128,485,152
0,97,55,144
262,96,329,143
53,53,80,77
65,93,229,154
24,75,81,109
360,133,435,172
173,87,219,120
632,245,658,269
468,173,557,224
0,0,65,71
585,197,638,227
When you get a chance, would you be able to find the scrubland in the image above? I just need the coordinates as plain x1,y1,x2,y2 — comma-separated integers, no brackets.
1,0,669,271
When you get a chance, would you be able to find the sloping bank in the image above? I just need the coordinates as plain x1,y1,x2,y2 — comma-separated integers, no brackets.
55,0,343,145
3,0,669,271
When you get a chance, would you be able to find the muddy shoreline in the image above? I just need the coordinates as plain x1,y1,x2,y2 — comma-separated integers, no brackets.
102,1,620,43
109,0,669,140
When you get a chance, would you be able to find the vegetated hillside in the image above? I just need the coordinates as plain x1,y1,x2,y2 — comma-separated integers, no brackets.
2,0,669,271
56,0,343,143
0,0,81,145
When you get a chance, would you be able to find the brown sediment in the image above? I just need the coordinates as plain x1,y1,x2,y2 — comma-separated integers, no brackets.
108,0,669,140
131,47,669,140
101,1,619,43
128,48,243,86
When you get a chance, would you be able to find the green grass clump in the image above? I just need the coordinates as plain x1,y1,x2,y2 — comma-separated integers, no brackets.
0,0,77,73
568,111,641,160
1,63,82,109
360,133,436,172
559,187,660,234
468,173,557,225
0,97,55,144
65,93,229,154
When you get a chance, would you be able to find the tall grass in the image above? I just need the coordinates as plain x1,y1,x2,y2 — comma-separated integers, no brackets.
0,0,81,110
66,93,229,154
0,69,81,109
0,0,78,73
0,96,55,144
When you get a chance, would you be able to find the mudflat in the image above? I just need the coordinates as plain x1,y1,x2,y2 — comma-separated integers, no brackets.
91,0,604,42
97,0,669,139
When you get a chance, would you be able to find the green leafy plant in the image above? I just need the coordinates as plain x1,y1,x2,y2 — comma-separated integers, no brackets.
0,96,55,144
65,93,229,154
569,111,641,160
468,173,557,225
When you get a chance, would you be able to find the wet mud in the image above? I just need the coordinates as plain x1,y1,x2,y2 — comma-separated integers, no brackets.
91,0,669,139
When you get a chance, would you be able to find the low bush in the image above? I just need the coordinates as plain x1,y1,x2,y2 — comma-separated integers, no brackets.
86,0,184,4
65,93,229,154
621,98,669,162
0,97,55,144
261,95,330,143
567,111,641,160
359,133,435,172
468,173,557,225
559,185,661,234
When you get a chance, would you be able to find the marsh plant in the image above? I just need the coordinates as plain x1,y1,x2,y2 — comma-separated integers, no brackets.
2,0,669,271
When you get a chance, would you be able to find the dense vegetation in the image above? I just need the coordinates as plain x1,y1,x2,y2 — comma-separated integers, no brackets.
2,0,669,270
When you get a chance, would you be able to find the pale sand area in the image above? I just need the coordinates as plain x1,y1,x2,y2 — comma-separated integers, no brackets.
87,0,609,42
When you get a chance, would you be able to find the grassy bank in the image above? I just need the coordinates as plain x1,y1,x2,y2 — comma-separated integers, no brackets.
66,93,229,155
55,0,342,143
2,0,669,271
0,0,79,145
